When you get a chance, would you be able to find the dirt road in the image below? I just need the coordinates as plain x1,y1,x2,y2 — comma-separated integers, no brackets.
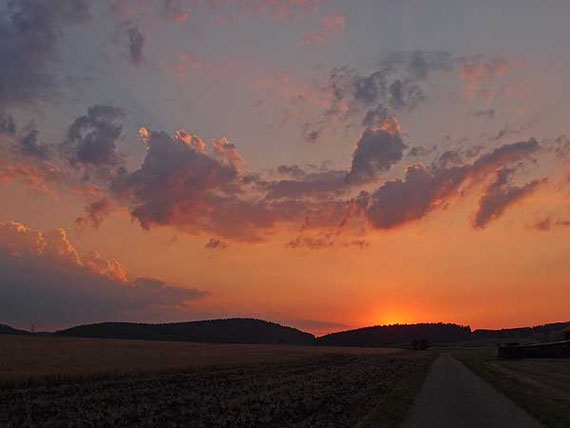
401,353,545,428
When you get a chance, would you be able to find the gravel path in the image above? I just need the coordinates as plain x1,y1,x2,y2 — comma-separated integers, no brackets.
401,353,545,428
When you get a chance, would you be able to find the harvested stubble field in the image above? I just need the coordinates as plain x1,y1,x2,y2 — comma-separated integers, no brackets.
0,334,399,381
0,335,433,428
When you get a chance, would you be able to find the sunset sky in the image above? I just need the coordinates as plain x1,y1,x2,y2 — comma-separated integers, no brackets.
1,0,569,335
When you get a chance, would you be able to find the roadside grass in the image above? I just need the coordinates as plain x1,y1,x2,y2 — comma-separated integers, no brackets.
357,351,436,428
453,348,570,428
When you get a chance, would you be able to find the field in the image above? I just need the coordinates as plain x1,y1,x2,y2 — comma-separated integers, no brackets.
0,335,434,427
453,348,570,428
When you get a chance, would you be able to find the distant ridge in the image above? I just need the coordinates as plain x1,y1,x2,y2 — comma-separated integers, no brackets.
0,323,30,335
2,319,568,346
56,318,316,345
472,321,570,344
316,323,472,346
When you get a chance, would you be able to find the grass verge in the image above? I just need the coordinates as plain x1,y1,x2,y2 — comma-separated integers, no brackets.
453,348,570,428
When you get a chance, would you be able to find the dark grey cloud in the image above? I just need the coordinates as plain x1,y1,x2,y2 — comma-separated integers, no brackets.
435,150,463,169
14,124,51,159
75,197,113,230
0,115,50,159
0,0,90,109
346,127,405,184
365,139,541,229
473,168,544,228
304,52,511,143
126,25,145,66
325,51,454,127
204,238,227,250
0,221,208,328
61,105,125,172
265,169,347,200
277,164,306,179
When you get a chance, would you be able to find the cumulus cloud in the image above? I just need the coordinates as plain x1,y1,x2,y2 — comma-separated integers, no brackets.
0,0,90,109
112,128,284,241
346,125,406,184
212,137,245,168
60,105,125,174
473,168,545,228
0,221,208,328
114,129,238,229
365,139,541,229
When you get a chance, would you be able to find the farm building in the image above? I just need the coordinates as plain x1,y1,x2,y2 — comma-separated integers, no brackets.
498,339,570,359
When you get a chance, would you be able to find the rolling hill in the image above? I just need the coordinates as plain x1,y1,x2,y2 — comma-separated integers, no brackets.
56,318,316,345
316,323,472,346
0,324,30,335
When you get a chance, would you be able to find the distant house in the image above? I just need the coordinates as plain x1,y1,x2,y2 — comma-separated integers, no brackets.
498,339,570,359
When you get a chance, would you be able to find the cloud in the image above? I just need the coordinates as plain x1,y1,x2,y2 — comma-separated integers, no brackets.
346,125,406,184
365,139,541,229
60,105,125,174
113,128,244,234
1,114,51,160
0,0,90,109
459,56,515,102
75,197,114,230
265,169,347,199
204,238,228,250
0,221,208,328
286,232,368,250
126,25,145,66
212,137,245,168
473,168,545,228
304,52,513,142
277,164,307,179
108,128,361,241
0,120,61,196
302,12,346,45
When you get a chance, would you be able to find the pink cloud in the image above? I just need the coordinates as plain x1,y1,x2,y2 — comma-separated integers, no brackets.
459,57,518,103
301,12,346,45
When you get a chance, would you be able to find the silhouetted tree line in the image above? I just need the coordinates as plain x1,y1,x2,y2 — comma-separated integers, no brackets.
2,320,569,347
57,319,316,345
316,323,472,347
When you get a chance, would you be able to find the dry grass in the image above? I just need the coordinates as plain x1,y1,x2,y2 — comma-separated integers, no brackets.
453,348,570,428
0,334,399,383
